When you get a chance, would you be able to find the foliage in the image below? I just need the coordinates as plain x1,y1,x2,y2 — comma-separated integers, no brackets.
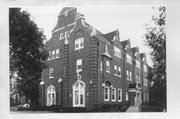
9,8,48,105
144,6,166,108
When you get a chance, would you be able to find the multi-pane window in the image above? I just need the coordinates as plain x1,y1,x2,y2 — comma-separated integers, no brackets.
126,70,129,80
52,50,55,60
144,65,147,72
136,60,140,69
49,67,54,79
118,67,121,77
76,59,82,72
47,85,56,106
56,49,59,58
48,51,51,61
118,89,122,102
144,78,148,86
126,54,132,64
106,61,110,73
129,71,132,81
111,88,116,101
114,65,117,76
126,92,129,101
60,33,64,40
114,46,121,58
104,86,110,101
75,37,84,50
100,62,102,71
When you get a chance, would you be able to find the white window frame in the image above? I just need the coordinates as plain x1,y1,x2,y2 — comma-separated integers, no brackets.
106,61,110,73
118,89,122,102
114,46,121,58
72,80,85,107
100,62,102,71
48,51,51,61
60,33,64,40
111,88,116,102
104,86,110,101
49,67,54,79
47,85,56,106
129,71,132,81
118,67,121,77
75,37,84,50
56,49,59,58
76,59,82,73
114,65,117,76
52,50,55,60
126,92,129,101
126,54,132,64
126,70,129,80
65,31,69,38
144,65,147,72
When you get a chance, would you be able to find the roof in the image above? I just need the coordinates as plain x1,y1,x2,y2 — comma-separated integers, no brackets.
59,7,75,15
101,31,116,45
121,40,130,50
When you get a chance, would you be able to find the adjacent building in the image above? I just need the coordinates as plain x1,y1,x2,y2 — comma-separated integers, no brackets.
39,7,151,109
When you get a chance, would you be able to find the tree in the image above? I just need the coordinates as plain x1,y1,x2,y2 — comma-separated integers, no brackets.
145,6,166,109
10,8,48,105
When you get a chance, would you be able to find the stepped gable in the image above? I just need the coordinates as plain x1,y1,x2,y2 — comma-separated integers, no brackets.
131,47,139,56
101,31,116,45
121,40,130,50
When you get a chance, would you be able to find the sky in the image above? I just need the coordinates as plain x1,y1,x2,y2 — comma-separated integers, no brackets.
22,6,155,66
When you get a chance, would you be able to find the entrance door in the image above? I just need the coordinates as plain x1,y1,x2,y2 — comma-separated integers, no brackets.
73,80,85,107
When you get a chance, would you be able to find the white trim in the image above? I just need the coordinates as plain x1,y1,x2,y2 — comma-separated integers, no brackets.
47,85,56,106
68,22,76,27
106,60,110,73
104,86,110,101
52,26,65,34
111,87,116,102
117,89,122,102
72,80,85,107
56,49,59,58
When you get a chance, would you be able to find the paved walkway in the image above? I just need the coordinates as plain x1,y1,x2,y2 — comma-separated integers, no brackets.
126,106,140,112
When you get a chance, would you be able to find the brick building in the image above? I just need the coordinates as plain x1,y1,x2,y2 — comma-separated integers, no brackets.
39,7,151,109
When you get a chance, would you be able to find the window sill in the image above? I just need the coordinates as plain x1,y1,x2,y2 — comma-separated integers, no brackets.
111,100,116,102
75,47,84,50
106,71,110,73
118,100,122,102
104,99,109,102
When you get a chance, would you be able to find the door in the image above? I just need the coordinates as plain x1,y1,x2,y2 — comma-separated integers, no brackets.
73,81,85,107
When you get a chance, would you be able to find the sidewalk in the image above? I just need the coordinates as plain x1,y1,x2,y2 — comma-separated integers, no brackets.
126,106,140,112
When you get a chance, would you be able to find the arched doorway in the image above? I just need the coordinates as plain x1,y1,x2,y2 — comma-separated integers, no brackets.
72,80,85,107
47,85,56,106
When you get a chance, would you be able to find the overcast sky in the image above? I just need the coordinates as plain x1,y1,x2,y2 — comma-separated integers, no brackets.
23,6,155,66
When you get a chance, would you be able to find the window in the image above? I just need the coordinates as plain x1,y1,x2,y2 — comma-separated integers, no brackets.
111,88,116,101
144,78,148,86
49,68,54,79
129,72,132,81
100,62,102,71
114,46,121,58
118,67,121,77
56,49,59,58
144,65,147,72
136,60,140,69
104,86,110,101
126,70,129,80
114,65,117,76
52,50,55,59
106,61,110,73
75,37,84,50
65,31,69,38
47,85,56,106
73,81,85,107
118,89,122,102
76,59,82,72
48,51,51,61
126,54,132,64
126,92,129,101
60,33,64,40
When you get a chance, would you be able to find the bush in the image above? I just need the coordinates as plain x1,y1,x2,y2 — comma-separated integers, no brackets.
140,106,164,112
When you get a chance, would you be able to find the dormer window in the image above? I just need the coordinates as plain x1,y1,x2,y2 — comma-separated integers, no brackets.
114,46,121,58
75,37,84,50
126,54,132,64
